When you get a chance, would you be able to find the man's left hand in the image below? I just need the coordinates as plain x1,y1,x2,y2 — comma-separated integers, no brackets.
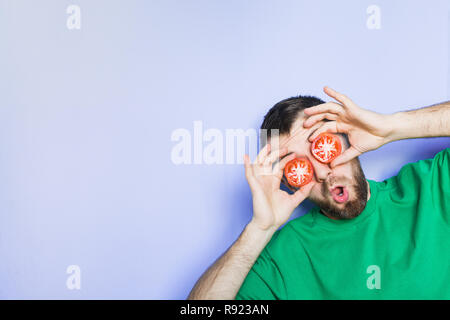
303,86,393,168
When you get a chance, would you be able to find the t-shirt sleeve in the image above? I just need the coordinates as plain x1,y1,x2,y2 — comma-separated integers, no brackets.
235,247,286,300
384,147,450,219
429,147,450,217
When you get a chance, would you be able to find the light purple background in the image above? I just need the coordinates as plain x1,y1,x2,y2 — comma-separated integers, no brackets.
1,0,449,299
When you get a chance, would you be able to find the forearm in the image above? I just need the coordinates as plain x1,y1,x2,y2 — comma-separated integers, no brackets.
187,221,276,300
387,101,450,142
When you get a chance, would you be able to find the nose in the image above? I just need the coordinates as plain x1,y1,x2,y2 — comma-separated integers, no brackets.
310,158,332,183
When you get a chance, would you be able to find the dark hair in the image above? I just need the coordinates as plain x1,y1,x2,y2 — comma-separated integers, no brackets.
260,95,325,143
260,94,351,153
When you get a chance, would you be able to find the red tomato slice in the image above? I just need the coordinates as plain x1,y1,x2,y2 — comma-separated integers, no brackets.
311,133,342,164
284,157,314,188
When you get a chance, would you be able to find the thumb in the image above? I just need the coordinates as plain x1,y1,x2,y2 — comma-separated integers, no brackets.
330,146,361,168
290,182,314,207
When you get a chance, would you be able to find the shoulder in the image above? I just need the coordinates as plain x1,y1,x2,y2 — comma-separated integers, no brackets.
378,148,449,188
372,148,450,207
264,212,315,253
433,147,450,166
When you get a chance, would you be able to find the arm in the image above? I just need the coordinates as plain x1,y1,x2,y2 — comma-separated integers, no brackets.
187,222,276,300
302,86,450,167
188,144,313,300
387,102,450,141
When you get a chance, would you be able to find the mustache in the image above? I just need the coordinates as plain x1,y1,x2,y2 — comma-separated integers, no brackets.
321,176,348,194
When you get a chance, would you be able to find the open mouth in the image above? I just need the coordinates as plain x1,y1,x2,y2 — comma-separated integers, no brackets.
330,185,349,203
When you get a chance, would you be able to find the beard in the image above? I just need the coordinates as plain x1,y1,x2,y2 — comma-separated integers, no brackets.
312,158,369,220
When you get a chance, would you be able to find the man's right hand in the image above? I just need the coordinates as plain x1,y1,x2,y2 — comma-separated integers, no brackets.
244,144,314,231
188,143,313,300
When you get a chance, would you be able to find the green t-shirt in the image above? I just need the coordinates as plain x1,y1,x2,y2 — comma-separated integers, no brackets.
236,147,450,300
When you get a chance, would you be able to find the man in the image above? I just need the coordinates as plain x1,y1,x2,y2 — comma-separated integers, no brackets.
188,87,450,299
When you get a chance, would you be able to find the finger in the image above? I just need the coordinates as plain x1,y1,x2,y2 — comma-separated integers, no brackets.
303,102,343,116
303,112,339,128
323,86,353,107
308,121,339,142
263,147,288,167
330,146,361,168
255,143,271,165
243,154,255,182
290,181,314,206
272,152,296,179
